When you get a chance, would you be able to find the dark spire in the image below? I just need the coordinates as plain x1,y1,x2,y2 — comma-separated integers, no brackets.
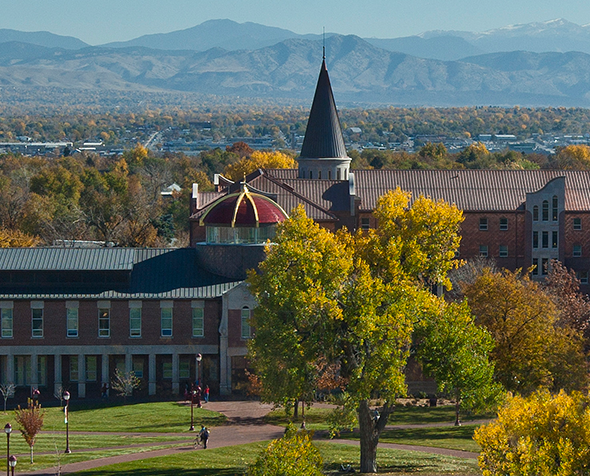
299,59,348,159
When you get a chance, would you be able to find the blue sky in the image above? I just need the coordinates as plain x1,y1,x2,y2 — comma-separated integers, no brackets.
4,0,590,45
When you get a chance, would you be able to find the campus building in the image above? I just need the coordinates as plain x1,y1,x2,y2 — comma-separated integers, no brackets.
2,57,590,402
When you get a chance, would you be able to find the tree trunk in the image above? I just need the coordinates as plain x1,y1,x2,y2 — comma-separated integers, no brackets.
301,400,305,419
454,401,461,426
293,398,298,418
30,445,33,464
358,400,393,473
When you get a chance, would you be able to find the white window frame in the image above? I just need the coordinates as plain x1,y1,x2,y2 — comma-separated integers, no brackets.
160,301,173,337
66,301,79,338
499,245,508,258
479,245,488,257
1,302,13,339
241,307,252,339
192,301,204,337
31,301,44,338
129,302,142,338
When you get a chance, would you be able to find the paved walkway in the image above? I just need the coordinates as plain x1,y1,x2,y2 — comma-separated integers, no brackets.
19,401,479,475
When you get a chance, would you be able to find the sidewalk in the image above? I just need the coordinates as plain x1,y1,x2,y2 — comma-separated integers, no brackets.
19,401,479,475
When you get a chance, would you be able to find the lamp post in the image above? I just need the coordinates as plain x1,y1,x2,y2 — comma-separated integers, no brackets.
63,391,71,454
7,456,15,476
4,423,11,476
195,353,202,386
189,387,197,431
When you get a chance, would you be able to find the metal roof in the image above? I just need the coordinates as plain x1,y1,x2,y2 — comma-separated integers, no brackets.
353,169,590,211
0,247,136,271
0,248,241,300
299,60,348,160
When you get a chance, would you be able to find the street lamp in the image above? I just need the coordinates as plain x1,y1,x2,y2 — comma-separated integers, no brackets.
7,456,15,476
189,387,197,431
63,391,71,454
195,353,202,386
4,423,11,476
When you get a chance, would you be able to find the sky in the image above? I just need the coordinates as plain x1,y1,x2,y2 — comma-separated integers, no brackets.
3,0,590,45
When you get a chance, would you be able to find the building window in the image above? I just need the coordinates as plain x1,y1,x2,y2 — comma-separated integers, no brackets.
533,205,539,221
86,356,97,381
577,271,589,284
15,356,31,386
161,307,173,337
499,245,508,257
574,244,582,257
542,258,549,275
179,359,190,379
129,308,142,338
552,231,558,249
133,359,144,379
309,171,313,179
542,201,549,221
67,308,79,338
552,196,558,221
318,170,322,179
479,245,488,257
574,217,582,230
70,356,79,382
192,307,204,337
32,309,43,338
533,231,538,249
241,307,252,339
542,231,550,248
162,361,172,379
361,217,370,231
98,309,110,338
500,217,508,230
328,170,332,180
1,308,12,339
532,258,539,275
479,218,488,231
37,356,47,387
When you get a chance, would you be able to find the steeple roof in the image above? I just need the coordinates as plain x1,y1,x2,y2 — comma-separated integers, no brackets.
299,59,348,159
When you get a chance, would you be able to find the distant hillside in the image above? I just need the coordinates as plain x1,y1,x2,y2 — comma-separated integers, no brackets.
0,29,88,49
2,35,590,107
365,36,483,61
102,19,323,52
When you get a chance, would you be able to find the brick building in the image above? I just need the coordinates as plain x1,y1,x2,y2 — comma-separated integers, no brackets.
3,57,590,403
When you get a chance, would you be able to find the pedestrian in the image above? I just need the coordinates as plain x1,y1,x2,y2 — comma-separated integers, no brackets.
101,383,108,398
195,385,202,408
199,425,209,449
204,385,209,403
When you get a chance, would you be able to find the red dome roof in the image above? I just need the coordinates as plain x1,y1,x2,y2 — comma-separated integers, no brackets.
200,185,288,227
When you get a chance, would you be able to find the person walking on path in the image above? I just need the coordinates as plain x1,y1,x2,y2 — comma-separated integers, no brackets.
198,425,209,449
204,385,209,403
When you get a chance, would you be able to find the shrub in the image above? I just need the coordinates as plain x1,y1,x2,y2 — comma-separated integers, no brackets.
474,390,590,476
247,424,323,476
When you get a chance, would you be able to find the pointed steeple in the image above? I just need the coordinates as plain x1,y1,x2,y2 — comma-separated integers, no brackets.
299,59,348,160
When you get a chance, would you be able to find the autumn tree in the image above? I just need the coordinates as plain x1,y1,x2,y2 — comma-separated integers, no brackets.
554,144,590,169
463,268,588,394
14,400,45,463
223,151,296,181
249,190,487,473
110,368,141,403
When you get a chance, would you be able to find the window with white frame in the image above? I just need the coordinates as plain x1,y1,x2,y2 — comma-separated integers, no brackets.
192,302,205,337
32,308,43,338
576,271,589,284
241,307,251,339
499,245,508,257
500,217,508,230
1,305,13,339
67,307,79,338
129,306,142,338
361,217,370,231
161,304,173,337
479,245,488,257
133,359,144,379
162,360,172,379
98,309,110,338
574,244,582,257
574,217,582,230
479,218,488,231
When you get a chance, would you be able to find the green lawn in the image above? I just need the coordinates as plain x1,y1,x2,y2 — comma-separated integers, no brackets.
265,404,492,430
0,401,225,433
70,441,481,476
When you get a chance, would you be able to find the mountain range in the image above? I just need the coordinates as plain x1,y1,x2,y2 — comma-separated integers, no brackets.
3,19,590,107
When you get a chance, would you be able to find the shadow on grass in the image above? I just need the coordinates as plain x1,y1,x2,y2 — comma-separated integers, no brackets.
77,469,244,476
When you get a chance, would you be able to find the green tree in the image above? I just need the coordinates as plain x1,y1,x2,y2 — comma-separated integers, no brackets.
249,189,482,473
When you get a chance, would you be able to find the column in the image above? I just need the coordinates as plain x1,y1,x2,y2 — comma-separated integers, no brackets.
78,354,86,398
6,353,14,386
54,354,62,397
148,354,156,396
172,353,179,395
102,354,109,397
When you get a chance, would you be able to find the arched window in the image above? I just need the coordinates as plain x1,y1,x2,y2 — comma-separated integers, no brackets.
533,205,539,221
328,170,332,180
542,201,549,221
241,307,251,339
552,196,558,221
309,171,313,179
318,170,322,179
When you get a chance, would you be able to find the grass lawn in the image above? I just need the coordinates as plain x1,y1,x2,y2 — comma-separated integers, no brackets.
265,404,492,430
0,401,225,433
339,425,481,453
70,441,481,476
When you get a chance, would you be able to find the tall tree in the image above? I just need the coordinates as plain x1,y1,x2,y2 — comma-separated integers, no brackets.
249,189,481,473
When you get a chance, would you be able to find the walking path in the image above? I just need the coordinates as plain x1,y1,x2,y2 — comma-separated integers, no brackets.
19,401,479,475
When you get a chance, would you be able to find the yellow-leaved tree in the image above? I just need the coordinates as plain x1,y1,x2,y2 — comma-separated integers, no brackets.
223,151,296,181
